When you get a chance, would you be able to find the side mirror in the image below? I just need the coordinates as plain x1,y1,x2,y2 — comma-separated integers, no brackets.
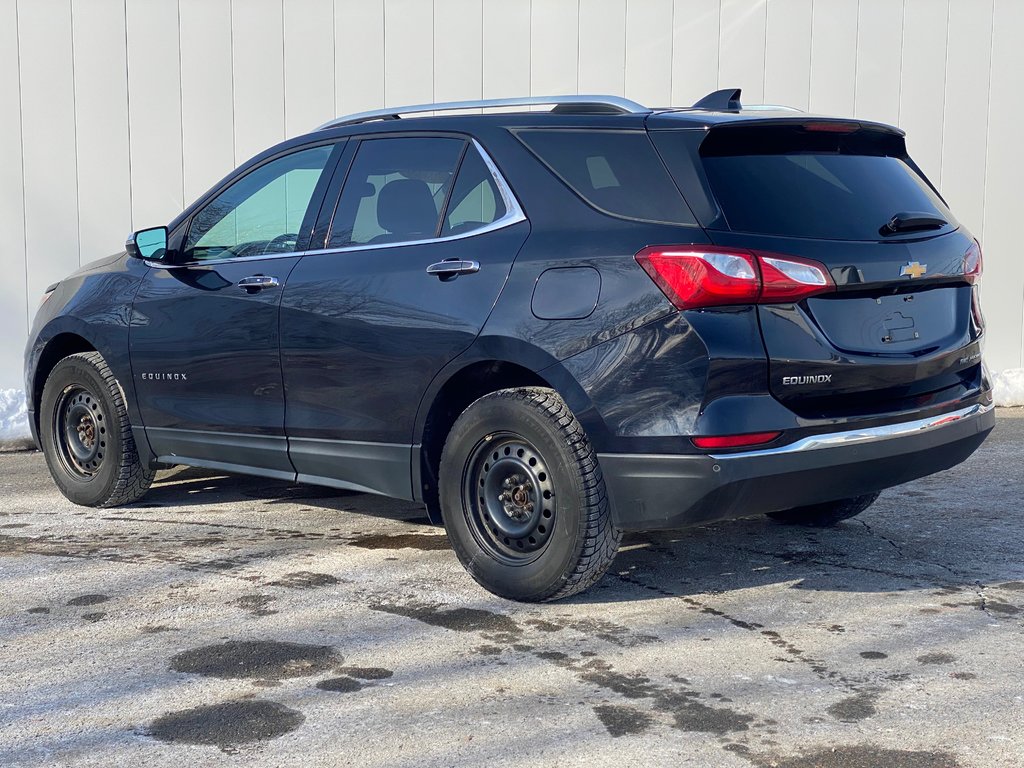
126,226,168,260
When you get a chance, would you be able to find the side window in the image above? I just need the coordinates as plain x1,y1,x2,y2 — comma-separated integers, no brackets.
441,146,508,236
515,129,696,225
184,145,334,261
328,137,464,248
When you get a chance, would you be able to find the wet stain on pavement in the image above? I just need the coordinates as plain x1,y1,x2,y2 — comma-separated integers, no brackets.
826,690,880,722
950,671,977,680
998,581,1024,591
916,652,957,665
593,703,655,737
170,640,339,680
230,594,278,617
81,612,106,622
267,571,339,589
754,745,961,768
859,651,888,660
349,532,450,551
148,700,304,751
336,666,393,680
26,607,49,614
0,523,29,528
371,602,521,636
316,676,364,693
67,594,110,606
577,662,754,735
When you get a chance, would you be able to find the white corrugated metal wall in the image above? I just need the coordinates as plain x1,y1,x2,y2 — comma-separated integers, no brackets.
1,0,1022,392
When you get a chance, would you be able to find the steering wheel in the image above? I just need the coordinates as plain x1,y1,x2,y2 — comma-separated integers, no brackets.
268,233,299,252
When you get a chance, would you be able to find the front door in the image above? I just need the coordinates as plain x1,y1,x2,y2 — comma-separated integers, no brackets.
131,143,339,478
280,135,529,496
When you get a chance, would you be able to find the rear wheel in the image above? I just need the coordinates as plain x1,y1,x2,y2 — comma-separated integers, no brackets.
767,492,880,527
39,351,155,507
439,387,620,602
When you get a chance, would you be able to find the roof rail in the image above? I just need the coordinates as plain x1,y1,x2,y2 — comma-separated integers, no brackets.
316,94,649,130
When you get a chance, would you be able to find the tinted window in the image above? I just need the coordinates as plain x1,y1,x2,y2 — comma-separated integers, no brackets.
328,137,465,247
184,145,333,261
442,146,508,235
696,127,954,240
515,129,695,225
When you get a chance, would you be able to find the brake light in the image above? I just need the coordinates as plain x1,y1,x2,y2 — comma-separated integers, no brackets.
635,246,834,310
964,240,983,284
802,121,861,133
691,431,782,449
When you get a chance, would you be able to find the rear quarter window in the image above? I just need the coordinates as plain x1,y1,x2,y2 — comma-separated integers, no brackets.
514,129,696,225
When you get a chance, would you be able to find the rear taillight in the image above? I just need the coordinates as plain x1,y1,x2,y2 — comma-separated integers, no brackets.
691,431,782,450
964,240,983,284
635,246,834,310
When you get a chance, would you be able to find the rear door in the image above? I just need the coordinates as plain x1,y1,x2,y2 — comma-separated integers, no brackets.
280,135,529,497
651,120,985,419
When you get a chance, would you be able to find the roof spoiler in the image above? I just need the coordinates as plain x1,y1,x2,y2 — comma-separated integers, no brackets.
691,88,743,111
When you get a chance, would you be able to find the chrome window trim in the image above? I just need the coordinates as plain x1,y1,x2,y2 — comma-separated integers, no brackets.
146,139,526,269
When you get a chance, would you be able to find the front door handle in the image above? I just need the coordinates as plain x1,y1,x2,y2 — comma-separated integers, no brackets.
425,259,480,281
237,275,280,292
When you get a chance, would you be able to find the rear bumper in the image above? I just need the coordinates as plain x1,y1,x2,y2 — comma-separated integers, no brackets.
599,402,995,531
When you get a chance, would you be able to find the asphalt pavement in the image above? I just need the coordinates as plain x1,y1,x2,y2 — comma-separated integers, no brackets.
1,411,1022,767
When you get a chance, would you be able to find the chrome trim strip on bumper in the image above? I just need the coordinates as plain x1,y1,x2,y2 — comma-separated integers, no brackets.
710,402,994,460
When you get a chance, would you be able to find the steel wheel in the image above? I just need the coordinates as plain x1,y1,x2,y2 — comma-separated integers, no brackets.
463,431,556,564
53,385,108,478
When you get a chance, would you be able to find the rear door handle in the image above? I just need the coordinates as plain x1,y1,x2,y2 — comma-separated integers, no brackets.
425,259,480,280
237,275,280,292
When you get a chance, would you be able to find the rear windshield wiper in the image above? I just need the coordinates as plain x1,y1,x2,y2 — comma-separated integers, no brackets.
880,211,948,236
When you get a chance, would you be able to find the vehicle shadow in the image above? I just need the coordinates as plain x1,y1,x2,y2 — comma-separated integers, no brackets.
131,462,1024,605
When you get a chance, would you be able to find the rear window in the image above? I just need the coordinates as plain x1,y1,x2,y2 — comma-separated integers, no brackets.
697,125,954,240
515,129,695,225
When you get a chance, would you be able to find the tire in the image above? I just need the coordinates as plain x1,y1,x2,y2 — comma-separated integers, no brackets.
39,351,155,507
439,387,621,602
767,492,880,527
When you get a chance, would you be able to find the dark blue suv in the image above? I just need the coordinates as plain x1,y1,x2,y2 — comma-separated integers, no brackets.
25,90,994,601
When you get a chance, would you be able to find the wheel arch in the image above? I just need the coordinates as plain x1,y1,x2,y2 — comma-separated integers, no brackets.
30,332,98,437
413,343,607,525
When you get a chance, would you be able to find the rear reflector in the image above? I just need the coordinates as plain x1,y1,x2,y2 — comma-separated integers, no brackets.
691,431,782,449
635,246,834,310
964,240,983,284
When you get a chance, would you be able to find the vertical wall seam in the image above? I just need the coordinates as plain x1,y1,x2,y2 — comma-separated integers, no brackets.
938,0,952,191
16,0,29,328
853,0,861,114
806,0,814,110
281,0,287,137
382,0,388,104
69,0,81,267
761,0,768,100
667,0,674,103
123,0,134,228
897,0,906,126
177,0,184,207
716,0,723,88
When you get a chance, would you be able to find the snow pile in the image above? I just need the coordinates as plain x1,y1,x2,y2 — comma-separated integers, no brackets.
0,389,33,451
993,368,1024,407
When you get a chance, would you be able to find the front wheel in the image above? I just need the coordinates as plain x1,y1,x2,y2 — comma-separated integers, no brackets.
767,492,880,527
439,387,620,602
39,351,155,507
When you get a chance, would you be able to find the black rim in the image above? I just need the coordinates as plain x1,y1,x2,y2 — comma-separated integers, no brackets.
462,431,556,564
53,385,107,478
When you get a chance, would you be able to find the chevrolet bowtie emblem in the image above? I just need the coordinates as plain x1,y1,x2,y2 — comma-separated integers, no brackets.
900,261,927,279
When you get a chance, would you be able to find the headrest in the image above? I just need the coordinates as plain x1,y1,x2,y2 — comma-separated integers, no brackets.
376,178,438,238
